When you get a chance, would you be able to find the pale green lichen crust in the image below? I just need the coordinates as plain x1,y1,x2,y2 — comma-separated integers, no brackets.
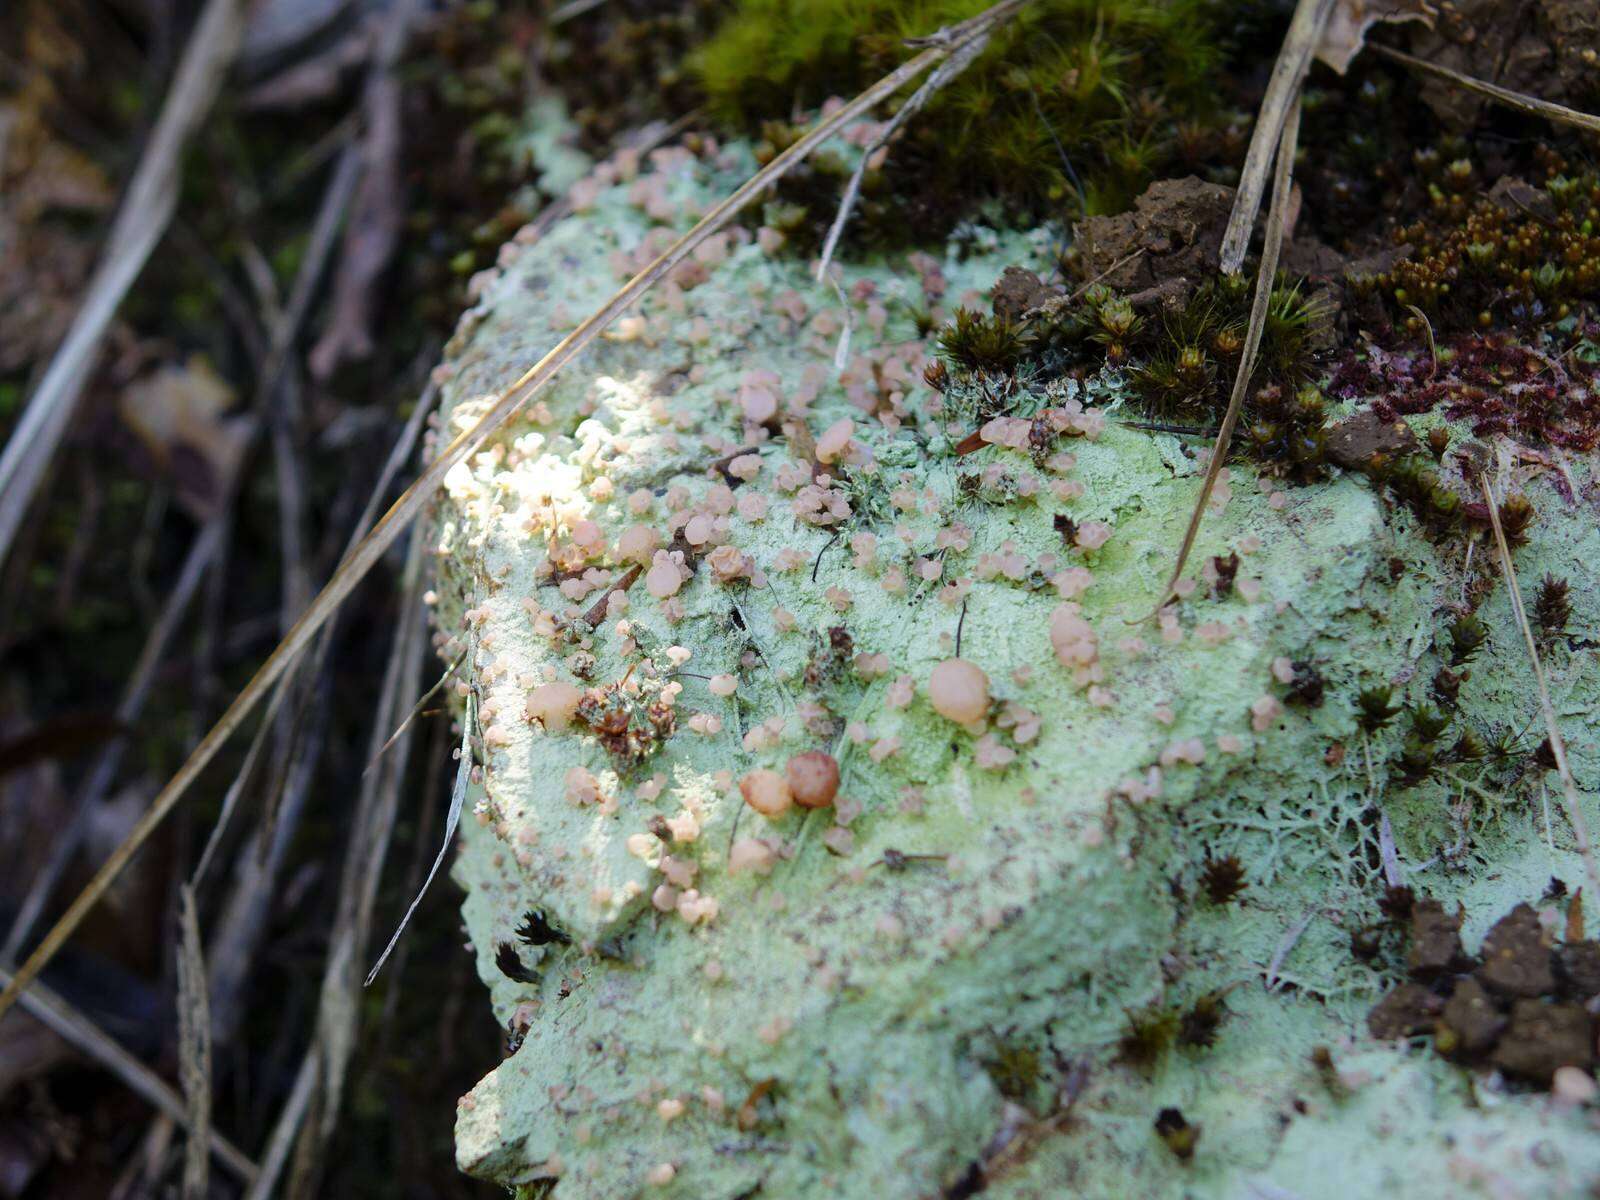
430,129,1600,1198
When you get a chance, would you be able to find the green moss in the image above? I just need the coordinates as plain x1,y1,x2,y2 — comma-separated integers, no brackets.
936,307,1035,374
693,0,1242,247
1375,160,1600,331
933,269,1334,481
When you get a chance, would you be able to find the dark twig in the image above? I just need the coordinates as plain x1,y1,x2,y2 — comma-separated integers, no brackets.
1369,43,1600,136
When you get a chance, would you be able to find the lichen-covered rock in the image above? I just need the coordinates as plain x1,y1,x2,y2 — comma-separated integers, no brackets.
429,127,1600,1198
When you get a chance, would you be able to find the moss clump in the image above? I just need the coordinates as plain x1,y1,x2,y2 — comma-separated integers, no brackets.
1370,158,1600,332
1534,574,1572,638
1198,854,1247,905
1118,1004,1181,1069
1363,452,1464,540
695,0,1243,248
936,308,1041,382
931,264,1334,481
1115,275,1326,419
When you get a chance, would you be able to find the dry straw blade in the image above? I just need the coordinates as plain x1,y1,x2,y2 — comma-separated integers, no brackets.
1369,43,1600,136
1140,89,1304,620
0,0,246,570
1479,473,1600,912
1218,0,1335,275
0,0,1035,1023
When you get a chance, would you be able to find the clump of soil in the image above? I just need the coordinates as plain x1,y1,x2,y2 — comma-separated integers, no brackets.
1368,896,1600,1086
1406,0,1600,128
1069,176,1235,309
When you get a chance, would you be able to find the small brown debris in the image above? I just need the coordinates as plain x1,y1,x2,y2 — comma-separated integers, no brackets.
1368,982,1444,1039
1070,177,1234,303
1435,977,1506,1059
989,266,1061,322
1558,941,1600,1001
1208,553,1239,599
1178,991,1228,1049
1407,899,1464,979
1153,1107,1199,1161
1475,904,1556,999
737,1078,777,1131
1325,407,1420,471
1489,1000,1594,1085
1379,884,1417,924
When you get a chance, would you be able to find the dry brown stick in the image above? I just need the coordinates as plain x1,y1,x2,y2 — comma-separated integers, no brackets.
1369,43,1600,136
181,392,436,1194
0,965,256,1183
204,382,441,1040
1219,0,1334,274
176,887,212,1200
0,0,246,569
0,0,1033,1024
246,534,431,1200
584,562,643,627
4,117,364,968
1140,89,1303,620
1479,472,1600,912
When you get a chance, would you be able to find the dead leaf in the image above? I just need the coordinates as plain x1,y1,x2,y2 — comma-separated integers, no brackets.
0,86,114,372
118,357,253,519
1315,0,1436,75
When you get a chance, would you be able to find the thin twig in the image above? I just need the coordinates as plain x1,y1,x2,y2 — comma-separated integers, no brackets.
0,0,1034,1022
583,563,641,628
0,0,246,569
1139,88,1303,619
1368,44,1600,136
5,92,365,965
1479,472,1600,914
1219,0,1333,274
243,1053,316,1200
815,27,993,280
175,887,212,1200
247,533,431,1199
204,382,440,1036
550,0,607,25
365,689,472,987
365,648,465,774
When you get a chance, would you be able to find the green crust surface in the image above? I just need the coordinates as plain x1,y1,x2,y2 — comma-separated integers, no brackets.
432,129,1600,1199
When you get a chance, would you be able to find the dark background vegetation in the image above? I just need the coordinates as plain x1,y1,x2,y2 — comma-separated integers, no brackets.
0,0,1597,1195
